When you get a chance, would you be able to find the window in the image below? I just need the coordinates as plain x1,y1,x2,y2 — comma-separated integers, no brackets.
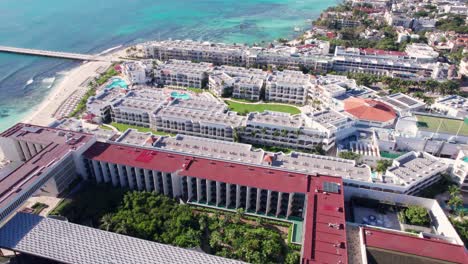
323,182,340,194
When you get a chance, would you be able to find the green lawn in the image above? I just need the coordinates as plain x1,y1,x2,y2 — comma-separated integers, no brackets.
225,101,301,115
416,115,468,136
110,122,175,136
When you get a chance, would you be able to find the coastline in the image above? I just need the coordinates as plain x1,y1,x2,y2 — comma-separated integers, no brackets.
20,46,129,127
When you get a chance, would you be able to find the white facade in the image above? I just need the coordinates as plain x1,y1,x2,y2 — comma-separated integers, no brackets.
265,70,311,105
432,95,468,118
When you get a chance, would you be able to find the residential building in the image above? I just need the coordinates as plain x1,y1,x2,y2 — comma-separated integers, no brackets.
241,111,335,152
208,66,267,100
379,93,426,116
265,70,311,105
433,95,468,118
451,149,468,194
404,43,439,62
142,39,333,72
384,151,449,195
122,61,152,85
460,58,468,76
154,60,213,88
153,107,244,141
333,46,449,80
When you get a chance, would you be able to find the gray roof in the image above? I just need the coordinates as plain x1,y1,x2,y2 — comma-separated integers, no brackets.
0,213,245,264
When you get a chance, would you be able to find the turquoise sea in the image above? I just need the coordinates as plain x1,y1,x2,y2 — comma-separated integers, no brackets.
0,0,337,131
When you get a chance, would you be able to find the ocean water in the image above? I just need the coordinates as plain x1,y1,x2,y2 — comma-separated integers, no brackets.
0,0,337,131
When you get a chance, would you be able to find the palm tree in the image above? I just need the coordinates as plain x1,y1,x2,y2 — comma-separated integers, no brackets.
115,222,129,235
236,208,245,219
448,185,461,198
100,213,114,231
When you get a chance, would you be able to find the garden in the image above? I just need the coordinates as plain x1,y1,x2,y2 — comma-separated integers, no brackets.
225,100,301,116
50,183,301,264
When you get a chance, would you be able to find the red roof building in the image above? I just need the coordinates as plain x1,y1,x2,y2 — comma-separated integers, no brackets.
344,98,397,127
83,142,348,264
363,227,468,264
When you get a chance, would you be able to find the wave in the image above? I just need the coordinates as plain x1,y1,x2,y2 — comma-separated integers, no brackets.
97,45,123,56
42,77,56,83
26,78,34,86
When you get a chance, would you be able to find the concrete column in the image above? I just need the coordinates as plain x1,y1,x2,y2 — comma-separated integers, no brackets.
117,164,127,188
135,168,144,191
152,171,161,193
91,160,103,183
235,185,241,209
276,192,283,217
246,187,251,211
171,174,181,198
206,180,213,204
162,173,170,196
196,178,203,202
216,181,221,206
143,169,152,191
187,177,194,201
109,163,119,187
99,161,110,183
226,183,232,208
287,193,294,217
266,190,272,215
125,166,135,190
256,189,262,213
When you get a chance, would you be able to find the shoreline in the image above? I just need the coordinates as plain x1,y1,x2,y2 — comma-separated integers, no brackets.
20,46,129,127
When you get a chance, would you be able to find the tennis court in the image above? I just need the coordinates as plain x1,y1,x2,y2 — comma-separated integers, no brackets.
416,114,468,136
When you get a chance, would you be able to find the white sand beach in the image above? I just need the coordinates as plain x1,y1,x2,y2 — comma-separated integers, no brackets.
23,61,111,126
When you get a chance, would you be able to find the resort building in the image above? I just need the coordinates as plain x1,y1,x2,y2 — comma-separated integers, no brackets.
142,39,334,72
208,66,267,100
311,75,376,110
383,151,449,195
265,70,311,105
344,187,466,264
241,111,334,152
0,123,466,264
154,60,213,88
379,93,426,116
143,39,249,66
153,107,244,142
332,46,449,81
122,61,152,85
432,95,468,118
451,149,468,194
0,124,95,222
404,43,439,62
208,71,233,97
307,110,357,141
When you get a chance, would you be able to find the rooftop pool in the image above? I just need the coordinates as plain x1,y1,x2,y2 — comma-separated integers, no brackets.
106,77,128,89
170,91,190,100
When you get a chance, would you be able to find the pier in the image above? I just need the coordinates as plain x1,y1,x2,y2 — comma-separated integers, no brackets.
0,45,112,61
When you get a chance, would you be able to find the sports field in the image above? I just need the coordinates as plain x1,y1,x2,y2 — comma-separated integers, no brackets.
415,115,468,136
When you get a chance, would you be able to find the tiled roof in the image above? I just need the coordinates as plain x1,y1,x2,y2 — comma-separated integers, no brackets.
344,98,396,123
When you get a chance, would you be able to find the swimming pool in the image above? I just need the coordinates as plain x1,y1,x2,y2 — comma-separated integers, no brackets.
106,78,128,89
170,91,190,100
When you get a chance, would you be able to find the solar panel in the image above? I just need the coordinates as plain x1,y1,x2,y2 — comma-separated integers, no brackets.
398,96,418,106
323,182,340,193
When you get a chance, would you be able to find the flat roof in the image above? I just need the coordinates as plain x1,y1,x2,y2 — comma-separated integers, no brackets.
362,227,468,264
83,141,348,263
0,213,245,264
0,124,94,211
